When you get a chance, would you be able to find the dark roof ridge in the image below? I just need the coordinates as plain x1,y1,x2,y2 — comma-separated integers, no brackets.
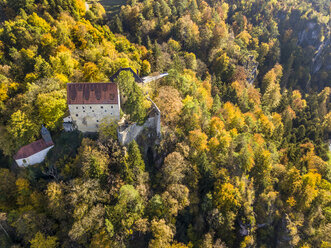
109,67,143,83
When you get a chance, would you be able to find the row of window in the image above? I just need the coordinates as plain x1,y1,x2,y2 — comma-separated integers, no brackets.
75,112,113,117
75,106,114,110
80,110,109,113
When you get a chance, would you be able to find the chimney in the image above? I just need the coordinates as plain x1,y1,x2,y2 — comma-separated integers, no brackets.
41,125,53,145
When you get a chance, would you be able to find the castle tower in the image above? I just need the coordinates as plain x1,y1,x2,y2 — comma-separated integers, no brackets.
41,125,53,144
67,82,120,132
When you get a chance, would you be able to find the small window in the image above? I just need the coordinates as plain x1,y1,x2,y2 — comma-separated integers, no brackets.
92,110,94,112
76,107,78,109
111,106,113,109
101,106,103,109
83,106,85,109
90,106,92,109
83,110,85,113
96,120,99,122
111,113,113,115
76,114,78,117
105,110,107,112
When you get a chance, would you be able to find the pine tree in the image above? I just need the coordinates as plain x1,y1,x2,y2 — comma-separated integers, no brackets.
30,232,58,248
124,141,145,184
212,94,222,114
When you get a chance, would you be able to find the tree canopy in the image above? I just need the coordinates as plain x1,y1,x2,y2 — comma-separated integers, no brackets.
0,0,330,247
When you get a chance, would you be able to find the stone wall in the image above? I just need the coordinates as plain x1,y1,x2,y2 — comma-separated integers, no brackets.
63,116,75,132
148,97,161,136
117,98,161,145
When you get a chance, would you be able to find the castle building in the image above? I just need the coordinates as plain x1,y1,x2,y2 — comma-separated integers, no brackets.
67,82,121,132
14,126,54,167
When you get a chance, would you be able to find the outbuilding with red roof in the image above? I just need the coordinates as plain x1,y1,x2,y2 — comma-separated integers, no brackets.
14,126,54,167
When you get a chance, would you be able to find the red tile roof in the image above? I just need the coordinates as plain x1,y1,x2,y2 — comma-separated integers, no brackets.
14,139,54,160
67,83,118,105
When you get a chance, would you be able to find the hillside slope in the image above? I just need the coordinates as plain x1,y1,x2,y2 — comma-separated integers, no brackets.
0,0,330,248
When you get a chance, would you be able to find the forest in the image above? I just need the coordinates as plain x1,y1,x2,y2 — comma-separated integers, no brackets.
0,0,330,247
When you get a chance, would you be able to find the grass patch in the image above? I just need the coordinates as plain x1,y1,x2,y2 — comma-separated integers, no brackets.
93,0,127,16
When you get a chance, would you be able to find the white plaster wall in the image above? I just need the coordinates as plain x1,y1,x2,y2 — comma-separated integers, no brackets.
15,145,54,167
69,104,120,132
